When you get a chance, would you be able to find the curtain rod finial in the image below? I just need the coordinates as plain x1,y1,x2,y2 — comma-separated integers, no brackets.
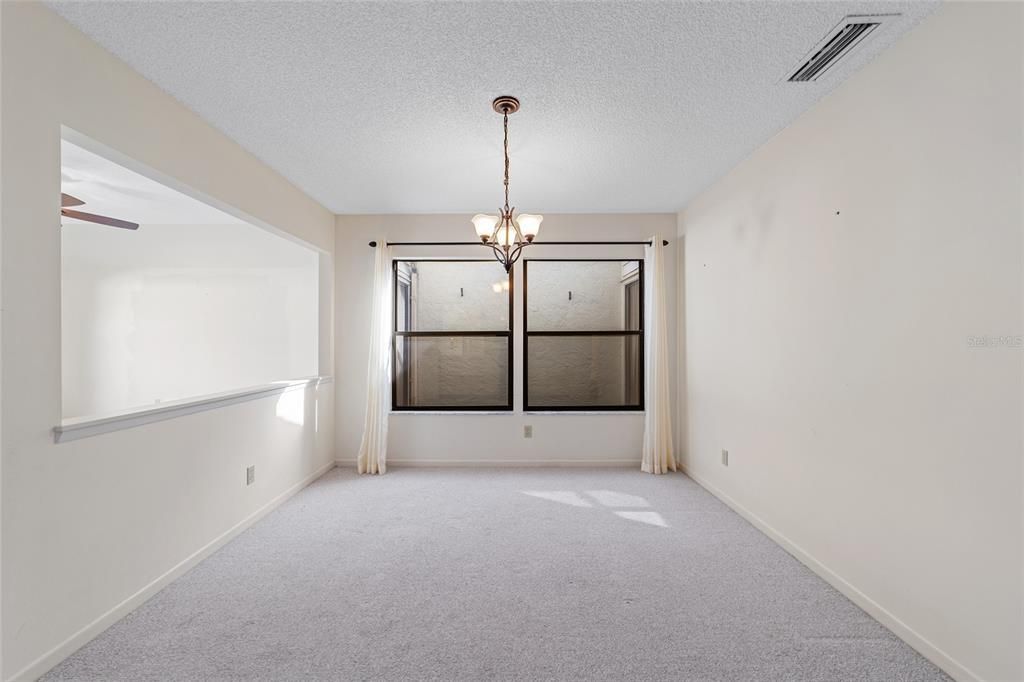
368,241,378,248
663,240,669,246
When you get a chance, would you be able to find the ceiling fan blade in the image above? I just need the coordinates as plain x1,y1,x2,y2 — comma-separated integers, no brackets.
61,209,139,230
61,193,86,207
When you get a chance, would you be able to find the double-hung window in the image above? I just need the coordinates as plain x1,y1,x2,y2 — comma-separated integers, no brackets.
392,260,512,410
523,259,644,411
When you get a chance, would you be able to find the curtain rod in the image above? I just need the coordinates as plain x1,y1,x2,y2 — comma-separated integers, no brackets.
367,240,669,247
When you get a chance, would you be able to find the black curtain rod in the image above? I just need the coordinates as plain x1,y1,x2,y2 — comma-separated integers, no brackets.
367,240,669,247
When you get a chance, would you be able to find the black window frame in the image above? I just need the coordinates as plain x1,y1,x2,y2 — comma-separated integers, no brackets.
392,259,514,412
523,258,645,412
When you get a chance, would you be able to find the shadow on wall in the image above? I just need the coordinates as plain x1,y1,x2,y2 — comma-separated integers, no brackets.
522,490,668,527
729,188,778,268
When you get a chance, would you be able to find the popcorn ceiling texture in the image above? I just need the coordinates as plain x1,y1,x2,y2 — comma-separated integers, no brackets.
47,1,937,213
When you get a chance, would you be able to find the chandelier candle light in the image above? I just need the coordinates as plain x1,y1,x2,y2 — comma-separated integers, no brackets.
472,96,542,272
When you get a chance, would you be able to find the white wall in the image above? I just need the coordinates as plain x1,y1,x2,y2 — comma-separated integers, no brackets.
0,4,336,679
62,222,319,418
679,4,1022,681
336,214,675,465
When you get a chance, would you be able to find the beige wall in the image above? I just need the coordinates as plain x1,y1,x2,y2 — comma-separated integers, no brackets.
679,3,1023,681
0,4,336,679
336,213,675,465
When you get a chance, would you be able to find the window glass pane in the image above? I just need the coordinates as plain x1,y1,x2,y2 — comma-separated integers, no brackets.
397,261,510,331
526,335,640,408
526,260,640,331
395,336,509,408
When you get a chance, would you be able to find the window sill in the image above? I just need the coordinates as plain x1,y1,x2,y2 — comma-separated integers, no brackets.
389,410,645,416
523,411,645,415
390,411,512,415
54,376,333,444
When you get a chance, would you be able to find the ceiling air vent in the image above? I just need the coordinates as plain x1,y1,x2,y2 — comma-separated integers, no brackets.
787,15,895,82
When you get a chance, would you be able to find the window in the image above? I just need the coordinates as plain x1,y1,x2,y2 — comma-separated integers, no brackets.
524,259,643,411
393,260,512,410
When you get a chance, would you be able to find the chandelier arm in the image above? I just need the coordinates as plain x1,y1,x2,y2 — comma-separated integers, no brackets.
489,209,506,245
490,242,513,273
489,240,507,261
489,224,499,245
509,208,524,243
508,243,524,266
490,243,503,264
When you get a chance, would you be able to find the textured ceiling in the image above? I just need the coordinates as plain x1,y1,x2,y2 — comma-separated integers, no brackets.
50,1,937,214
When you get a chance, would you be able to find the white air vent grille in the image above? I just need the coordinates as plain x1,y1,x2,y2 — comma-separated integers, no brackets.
788,16,892,82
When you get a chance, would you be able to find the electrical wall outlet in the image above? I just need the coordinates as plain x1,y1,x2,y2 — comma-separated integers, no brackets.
246,465,255,486
524,425,533,438
721,449,729,467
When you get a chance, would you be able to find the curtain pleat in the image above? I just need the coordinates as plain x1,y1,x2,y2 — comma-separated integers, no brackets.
357,240,392,475
641,237,677,474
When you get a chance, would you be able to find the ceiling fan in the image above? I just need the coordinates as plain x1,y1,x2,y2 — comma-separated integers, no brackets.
60,193,139,230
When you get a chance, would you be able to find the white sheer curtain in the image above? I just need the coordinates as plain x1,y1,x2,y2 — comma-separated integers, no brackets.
357,240,392,475
641,237,677,474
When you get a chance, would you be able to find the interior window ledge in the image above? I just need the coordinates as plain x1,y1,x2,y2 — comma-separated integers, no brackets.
390,410,645,416
523,411,646,415
390,411,513,415
54,376,333,444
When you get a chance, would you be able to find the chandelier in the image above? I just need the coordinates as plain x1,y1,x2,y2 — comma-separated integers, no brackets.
471,96,542,272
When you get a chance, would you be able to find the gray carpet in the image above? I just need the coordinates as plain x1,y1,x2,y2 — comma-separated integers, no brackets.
44,467,950,681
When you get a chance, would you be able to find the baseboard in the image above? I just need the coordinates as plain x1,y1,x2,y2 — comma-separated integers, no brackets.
678,464,980,682
8,460,337,682
334,458,640,468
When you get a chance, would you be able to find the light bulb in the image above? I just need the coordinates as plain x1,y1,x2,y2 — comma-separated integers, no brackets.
517,214,543,241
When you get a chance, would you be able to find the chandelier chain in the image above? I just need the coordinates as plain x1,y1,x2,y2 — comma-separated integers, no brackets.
473,96,538,273
503,111,510,211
